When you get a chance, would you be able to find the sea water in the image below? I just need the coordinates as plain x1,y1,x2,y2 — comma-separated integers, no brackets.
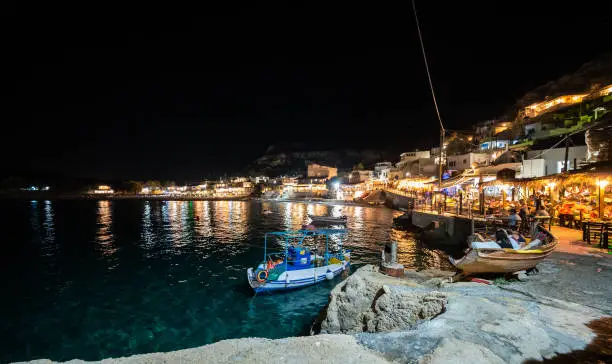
0,200,456,362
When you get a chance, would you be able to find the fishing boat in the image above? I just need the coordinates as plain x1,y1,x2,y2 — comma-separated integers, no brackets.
450,224,558,274
308,214,347,225
247,229,350,294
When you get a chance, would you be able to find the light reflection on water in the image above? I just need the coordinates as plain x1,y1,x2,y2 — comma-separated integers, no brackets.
0,200,457,363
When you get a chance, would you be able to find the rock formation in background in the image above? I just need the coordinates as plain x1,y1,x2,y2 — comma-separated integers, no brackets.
585,119,612,162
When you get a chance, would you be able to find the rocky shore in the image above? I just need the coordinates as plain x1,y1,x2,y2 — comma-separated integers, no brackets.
20,249,612,364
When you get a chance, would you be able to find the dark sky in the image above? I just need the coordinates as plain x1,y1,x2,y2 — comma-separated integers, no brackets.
8,1,612,181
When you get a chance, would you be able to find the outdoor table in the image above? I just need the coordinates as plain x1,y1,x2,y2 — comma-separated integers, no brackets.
558,213,575,228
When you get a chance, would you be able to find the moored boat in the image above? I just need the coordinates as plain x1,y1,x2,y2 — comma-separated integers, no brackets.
247,229,350,293
308,214,347,225
450,224,557,274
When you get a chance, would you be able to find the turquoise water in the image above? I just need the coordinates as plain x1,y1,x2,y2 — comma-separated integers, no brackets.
0,200,455,362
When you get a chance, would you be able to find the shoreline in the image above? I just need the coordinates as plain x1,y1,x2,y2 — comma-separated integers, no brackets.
0,194,382,208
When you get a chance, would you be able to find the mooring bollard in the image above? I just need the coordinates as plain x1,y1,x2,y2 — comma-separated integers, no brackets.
380,241,404,278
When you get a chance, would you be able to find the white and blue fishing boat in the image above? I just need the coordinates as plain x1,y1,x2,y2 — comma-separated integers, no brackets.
247,229,350,294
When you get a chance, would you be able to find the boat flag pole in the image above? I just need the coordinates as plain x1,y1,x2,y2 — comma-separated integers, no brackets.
411,0,445,211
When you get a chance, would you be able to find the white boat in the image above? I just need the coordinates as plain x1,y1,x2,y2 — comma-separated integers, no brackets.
308,214,347,225
247,229,351,293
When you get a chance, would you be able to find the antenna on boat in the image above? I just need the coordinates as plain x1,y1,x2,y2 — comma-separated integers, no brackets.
411,0,446,208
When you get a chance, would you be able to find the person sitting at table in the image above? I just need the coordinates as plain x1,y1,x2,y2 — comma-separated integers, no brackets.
504,208,522,228
518,199,528,220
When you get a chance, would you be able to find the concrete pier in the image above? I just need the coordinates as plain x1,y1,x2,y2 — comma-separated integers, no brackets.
411,210,475,246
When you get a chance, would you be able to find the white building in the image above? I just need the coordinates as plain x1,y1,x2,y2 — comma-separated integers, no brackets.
348,170,373,184
479,140,510,151
446,153,490,172
525,145,587,176
396,150,431,170
374,161,393,180
518,159,547,178
307,164,338,179
252,176,270,184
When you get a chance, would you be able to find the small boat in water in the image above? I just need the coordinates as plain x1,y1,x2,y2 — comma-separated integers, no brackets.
247,229,350,293
450,225,557,274
308,214,347,225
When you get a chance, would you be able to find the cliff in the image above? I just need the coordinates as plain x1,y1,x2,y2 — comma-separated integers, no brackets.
516,52,612,109
245,143,396,176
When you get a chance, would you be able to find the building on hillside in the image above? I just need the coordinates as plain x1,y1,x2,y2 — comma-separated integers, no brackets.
348,170,373,184
524,145,588,176
214,180,254,197
479,139,510,151
446,153,490,173
307,164,338,179
252,176,269,184
522,94,587,119
395,150,431,170
587,83,612,99
91,185,114,194
374,161,393,180
281,182,327,199
281,176,299,185
473,120,512,143
337,183,367,201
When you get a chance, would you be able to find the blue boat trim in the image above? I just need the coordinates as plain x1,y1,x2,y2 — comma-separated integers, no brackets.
247,229,351,293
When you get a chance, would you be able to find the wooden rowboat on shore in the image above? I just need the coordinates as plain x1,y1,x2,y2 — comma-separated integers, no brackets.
450,225,558,274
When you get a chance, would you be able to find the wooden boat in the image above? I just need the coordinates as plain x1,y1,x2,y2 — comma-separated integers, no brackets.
450,225,558,274
247,229,350,294
308,214,347,225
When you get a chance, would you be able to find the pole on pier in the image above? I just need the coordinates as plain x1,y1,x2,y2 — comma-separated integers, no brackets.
380,242,404,278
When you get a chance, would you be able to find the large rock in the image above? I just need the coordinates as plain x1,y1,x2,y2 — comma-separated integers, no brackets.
364,285,447,333
316,265,446,334
22,335,391,364
355,281,605,364
420,338,505,364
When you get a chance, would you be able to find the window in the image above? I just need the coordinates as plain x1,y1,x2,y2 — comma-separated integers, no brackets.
463,159,467,164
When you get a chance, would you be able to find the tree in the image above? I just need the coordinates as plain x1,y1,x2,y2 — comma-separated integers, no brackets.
162,180,176,188
127,180,144,193
145,180,161,188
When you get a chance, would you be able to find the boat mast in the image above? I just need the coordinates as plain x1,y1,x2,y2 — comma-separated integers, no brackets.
412,0,446,207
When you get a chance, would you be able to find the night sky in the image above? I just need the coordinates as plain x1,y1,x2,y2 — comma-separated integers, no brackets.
9,1,611,181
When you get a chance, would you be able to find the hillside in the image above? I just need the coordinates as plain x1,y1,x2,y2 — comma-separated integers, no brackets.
245,143,396,176
516,52,612,109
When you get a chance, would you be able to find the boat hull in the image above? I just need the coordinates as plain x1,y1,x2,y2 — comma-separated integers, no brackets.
247,261,349,293
450,240,557,274
308,215,347,225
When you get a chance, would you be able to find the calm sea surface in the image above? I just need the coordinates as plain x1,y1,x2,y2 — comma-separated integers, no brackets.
0,200,456,362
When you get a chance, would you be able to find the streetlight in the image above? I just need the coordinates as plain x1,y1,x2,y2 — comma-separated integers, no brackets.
597,179,609,218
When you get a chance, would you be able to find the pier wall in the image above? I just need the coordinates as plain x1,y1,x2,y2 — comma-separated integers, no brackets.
411,211,473,246
383,190,414,210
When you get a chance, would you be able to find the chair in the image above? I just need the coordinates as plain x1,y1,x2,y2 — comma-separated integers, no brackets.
603,223,612,250
583,222,604,246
